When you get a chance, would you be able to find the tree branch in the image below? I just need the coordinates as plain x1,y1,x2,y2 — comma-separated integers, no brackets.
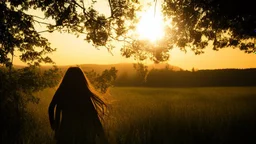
26,14,46,20
108,34,133,44
71,0,88,18
81,0,86,10
38,30,54,33
70,0,100,22
104,45,114,56
33,19,53,26
108,0,114,17
154,0,157,17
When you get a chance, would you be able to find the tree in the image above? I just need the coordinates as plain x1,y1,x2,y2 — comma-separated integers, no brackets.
123,0,256,62
0,0,140,66
162,0,255,53
133,63,149,84
170,0,256,51
1,0,256,66
96,67,118,93
192,67,195,72
0,66,62,143
85,67,118,93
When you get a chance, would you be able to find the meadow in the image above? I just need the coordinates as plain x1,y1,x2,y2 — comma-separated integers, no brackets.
27,87,256,144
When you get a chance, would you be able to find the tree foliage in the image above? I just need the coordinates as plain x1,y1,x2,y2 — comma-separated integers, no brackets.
0,0,140,66
133,63,149,84
85,67,118,93
0,1,55,66
0,66,62,143
113,67,256,87
1,0,255,64
123,0,256,62
162,0,256,53
146,68,256,87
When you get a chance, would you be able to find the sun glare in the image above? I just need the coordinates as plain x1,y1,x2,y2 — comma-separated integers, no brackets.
136,6,165,42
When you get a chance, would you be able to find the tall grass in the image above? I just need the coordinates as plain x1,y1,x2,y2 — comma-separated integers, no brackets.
28,87,256,144
26,88,56,144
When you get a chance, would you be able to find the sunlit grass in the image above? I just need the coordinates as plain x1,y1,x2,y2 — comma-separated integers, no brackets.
27,87,256,144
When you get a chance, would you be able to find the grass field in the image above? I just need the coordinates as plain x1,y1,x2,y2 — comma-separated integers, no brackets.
28,87,256,144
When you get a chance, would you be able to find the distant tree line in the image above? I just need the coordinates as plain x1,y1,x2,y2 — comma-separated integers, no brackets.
115,68,256,87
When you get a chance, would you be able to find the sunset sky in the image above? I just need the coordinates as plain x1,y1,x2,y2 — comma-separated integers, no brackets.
13,0,256,70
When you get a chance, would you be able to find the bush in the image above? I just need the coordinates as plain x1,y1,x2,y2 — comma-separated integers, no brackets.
0,65,62,143
85,67,118,93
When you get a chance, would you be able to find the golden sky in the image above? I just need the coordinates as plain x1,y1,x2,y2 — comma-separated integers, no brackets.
13,0,256,70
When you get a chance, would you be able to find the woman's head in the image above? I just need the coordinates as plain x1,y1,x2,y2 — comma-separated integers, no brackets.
57,66,107,118
59,67,89,91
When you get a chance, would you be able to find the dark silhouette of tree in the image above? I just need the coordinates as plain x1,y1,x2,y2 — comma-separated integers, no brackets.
0,65,62,143
95,67,118,93
0,0,140,66
113,67,256,87
161,0,255,54
0,2,54,67
122,0,256,62
144,68,256,87
133,63,149,85
192,67,195,72
1,0,255,64
85,67,118,93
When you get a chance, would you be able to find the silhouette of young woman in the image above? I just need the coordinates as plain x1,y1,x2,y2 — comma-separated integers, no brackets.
48,67,108,144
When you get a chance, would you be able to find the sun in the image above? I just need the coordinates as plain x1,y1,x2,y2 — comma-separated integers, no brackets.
136,6,165,42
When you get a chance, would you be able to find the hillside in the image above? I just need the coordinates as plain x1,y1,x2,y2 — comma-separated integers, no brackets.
79,63,182,75
14,63,182,76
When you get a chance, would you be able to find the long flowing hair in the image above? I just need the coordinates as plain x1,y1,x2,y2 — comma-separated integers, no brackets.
56,66,107,119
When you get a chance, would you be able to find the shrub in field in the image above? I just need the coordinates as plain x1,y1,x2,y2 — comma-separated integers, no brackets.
133,63,149,85
0,65,62,143
85,67,118,94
